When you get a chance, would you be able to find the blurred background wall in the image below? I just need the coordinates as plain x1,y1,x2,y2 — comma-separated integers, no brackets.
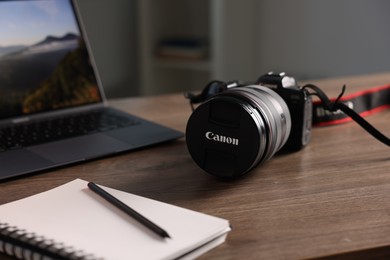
255,0,390,80
76,0,390,98
76,0,139,97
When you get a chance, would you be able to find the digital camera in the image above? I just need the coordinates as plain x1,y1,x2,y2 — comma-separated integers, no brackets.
185,72,313,178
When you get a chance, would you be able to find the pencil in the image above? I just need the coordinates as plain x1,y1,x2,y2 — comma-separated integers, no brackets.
87,182,171,239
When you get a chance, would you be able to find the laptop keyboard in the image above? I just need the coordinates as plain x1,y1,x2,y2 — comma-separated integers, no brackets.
0,110,140,152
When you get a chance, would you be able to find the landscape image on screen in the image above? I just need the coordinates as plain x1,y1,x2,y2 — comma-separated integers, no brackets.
0,0,101,119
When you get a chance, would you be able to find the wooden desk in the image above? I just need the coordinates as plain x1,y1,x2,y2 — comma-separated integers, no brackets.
1,73,389,259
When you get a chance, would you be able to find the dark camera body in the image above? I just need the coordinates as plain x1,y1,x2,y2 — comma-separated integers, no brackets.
185,73,312,178
256,73,312,151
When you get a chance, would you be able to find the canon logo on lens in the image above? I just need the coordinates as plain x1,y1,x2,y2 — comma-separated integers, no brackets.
205,131,239,146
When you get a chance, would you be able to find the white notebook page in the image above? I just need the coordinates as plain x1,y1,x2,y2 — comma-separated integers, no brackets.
0,179,230,260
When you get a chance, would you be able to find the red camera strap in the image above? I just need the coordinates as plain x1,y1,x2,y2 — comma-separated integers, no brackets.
312,84,390,126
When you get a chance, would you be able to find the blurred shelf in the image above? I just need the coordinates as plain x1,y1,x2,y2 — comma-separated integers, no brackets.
137,0,256,95
153,58,211,72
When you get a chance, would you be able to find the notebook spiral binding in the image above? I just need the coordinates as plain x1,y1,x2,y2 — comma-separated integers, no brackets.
0,222,100,260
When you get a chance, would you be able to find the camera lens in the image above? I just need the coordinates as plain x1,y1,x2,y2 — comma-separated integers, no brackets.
186,85,291,178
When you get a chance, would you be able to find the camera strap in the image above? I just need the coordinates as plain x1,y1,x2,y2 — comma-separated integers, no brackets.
311,84,390,126
303,84,390,146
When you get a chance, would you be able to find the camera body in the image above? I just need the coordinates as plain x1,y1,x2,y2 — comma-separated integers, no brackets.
256,73,312,151
185,72,312,178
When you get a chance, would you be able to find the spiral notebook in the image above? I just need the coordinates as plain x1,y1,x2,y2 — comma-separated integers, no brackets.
0,179,231,260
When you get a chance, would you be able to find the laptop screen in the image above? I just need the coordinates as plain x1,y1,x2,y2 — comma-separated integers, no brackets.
0,0,102,120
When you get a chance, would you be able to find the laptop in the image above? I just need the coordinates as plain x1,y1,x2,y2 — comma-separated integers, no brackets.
0,0,183,180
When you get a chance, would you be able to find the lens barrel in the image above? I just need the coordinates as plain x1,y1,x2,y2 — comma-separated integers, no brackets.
186,85,291,178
